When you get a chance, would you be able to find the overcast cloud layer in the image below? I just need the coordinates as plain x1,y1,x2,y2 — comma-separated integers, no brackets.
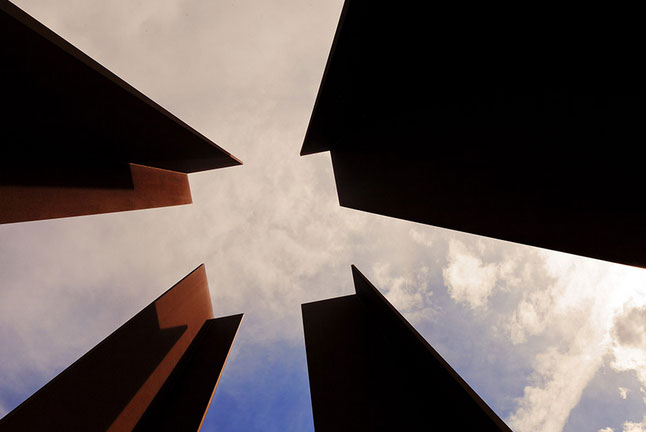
1,1,645,431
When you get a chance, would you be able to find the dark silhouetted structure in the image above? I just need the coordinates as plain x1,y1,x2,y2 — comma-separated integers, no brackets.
302,266,510,431
0,265,243,431
302,0,646,268
0,1,241,224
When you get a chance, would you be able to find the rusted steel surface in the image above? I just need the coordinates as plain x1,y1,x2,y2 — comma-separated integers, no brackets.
0,163,193,224
0,265,215,431
302,266,511,431
134,314,243,431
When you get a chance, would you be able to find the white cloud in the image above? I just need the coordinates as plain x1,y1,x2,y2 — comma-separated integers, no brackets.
371,262,432,314
620,387,630,400
507,343,607,432
442,239,499,309
610,306,646,389
599,427,615,432
501,252,646,432
440,240,646,432
624,417,646,432
506,290,553,344
408,227,434,248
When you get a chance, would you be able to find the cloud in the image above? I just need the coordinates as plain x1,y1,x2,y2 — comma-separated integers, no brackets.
610,306,646,390
623,417,646,432
613,307,646,347
598,414,646,432
506,291,552,344
620,387,630,400
371,262,433,315
408,227,434,248
442,239,499,309
507,343,607,432
440,239,646,432
499,252,646,432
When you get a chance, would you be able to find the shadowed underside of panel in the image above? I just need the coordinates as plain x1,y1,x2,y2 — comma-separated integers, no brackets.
0,0,242,223
301,0,646,268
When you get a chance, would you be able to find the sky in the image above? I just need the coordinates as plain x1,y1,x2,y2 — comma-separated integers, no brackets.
1,1,646,431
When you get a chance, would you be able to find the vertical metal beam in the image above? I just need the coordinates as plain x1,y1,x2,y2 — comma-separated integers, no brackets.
302,265,511,431
0,265,239,432
134,314,243,431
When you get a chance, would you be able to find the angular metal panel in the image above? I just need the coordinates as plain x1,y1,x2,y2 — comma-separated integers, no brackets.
0,265,215,431
1,0,241,174
302,266,511,431
134,314,243,432
0,163,193,224
301,0,646,268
